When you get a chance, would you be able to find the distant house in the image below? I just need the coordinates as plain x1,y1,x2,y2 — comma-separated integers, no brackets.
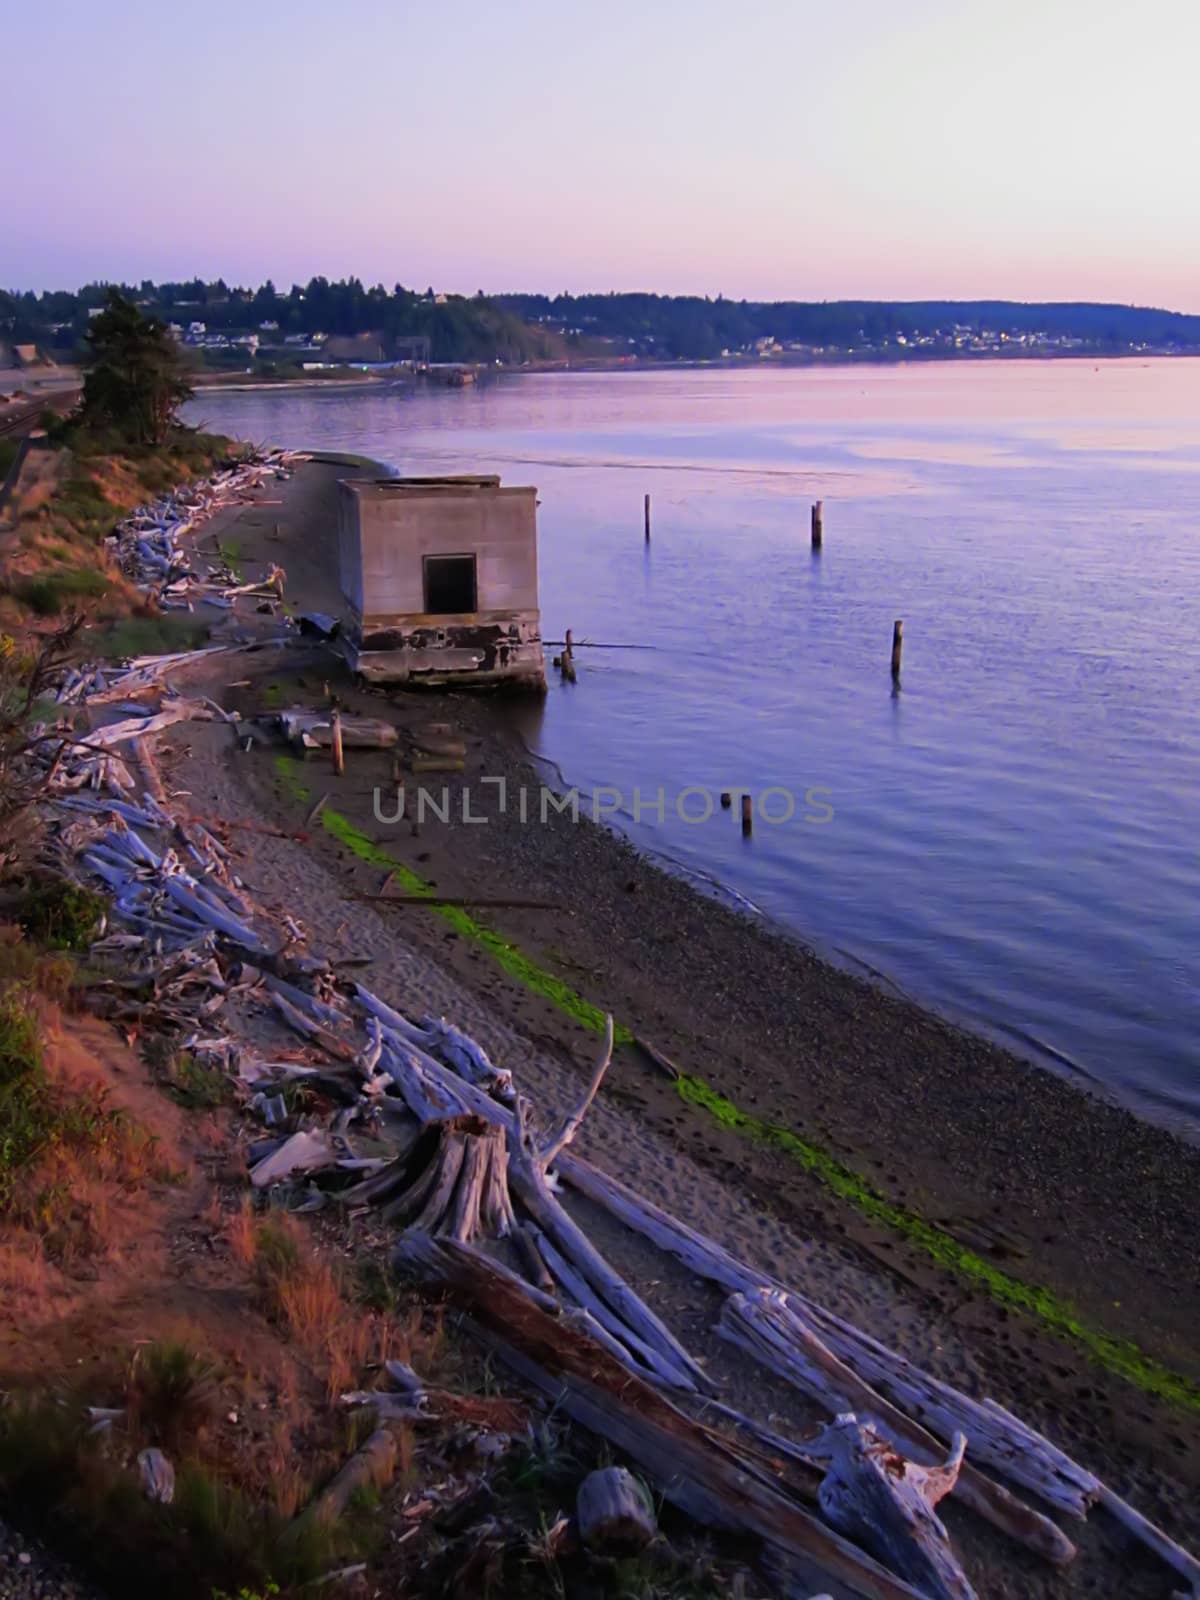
336,475,545,691
324,331,388,364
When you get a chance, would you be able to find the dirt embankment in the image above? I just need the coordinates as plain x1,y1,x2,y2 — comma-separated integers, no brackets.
0,431,235,638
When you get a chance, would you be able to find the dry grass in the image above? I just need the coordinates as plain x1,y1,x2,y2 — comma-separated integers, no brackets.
4,1090,174,1263
266,1416,312,1520
1,432,236,641
0,923,76,1002
225,1194,258,1265
230,1213,393,1406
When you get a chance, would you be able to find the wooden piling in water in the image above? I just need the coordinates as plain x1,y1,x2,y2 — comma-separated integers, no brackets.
891,619,904,680
562,628,577,683
644,494,651,543
331,709,345,776
740,794,753,836
811,500,823,548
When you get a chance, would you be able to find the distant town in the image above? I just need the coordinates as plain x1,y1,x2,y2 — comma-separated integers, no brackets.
4,279,1200,379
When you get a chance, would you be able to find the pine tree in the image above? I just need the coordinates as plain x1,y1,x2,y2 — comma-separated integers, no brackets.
79,289,193,446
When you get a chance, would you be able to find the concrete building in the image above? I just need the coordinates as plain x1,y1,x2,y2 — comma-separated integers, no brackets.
336,475,545,691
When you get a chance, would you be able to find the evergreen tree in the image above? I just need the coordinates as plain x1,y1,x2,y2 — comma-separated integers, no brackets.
79,289,193,446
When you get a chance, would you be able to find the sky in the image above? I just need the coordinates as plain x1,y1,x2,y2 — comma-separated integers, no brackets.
4,0,1200,310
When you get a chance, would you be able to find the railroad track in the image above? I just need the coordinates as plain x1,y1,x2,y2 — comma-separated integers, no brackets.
0,386,80,438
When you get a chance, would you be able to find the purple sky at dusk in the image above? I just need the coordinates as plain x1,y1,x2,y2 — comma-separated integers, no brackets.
3,0,1199,309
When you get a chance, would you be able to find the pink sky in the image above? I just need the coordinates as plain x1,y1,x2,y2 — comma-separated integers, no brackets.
4,0,1199,310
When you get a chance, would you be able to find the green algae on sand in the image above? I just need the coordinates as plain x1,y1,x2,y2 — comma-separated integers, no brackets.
273,754,1200,1412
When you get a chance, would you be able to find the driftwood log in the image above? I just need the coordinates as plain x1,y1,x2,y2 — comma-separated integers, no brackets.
394,1231,930,1600
576,1465,657,1554
808,1415,974,1600
719,1289,1075,1566
291,1427,397,1532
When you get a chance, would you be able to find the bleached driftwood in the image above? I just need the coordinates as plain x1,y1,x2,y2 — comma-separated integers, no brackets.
82,700,217,748
137,1447,176,1504
539,1014,614,1166
509,1095,710,1393
808,1415,974,1600
270,991,356,1061
394,1232,927,1600
557,1154,1099,1527
250,1130,340,1189
718,1289,1075,1566
279,709,398,750
1096,1486,1200,1598
382,1115,513,1240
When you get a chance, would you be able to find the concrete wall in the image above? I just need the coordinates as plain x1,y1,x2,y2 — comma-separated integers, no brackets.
338,480,539,626
336,477,545,690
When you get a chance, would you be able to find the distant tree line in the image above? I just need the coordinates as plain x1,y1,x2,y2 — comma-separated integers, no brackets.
0,278,563,365
4,278,1200,366
495,292,1200,360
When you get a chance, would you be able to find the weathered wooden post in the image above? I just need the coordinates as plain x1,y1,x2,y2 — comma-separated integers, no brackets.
644,493,651,543
891,620,904,680
811,499,823,549
741,794,753,836
562,628,577,684
331,708,345,776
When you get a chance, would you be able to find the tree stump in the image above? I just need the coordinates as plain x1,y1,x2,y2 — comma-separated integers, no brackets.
576,1465,657,1554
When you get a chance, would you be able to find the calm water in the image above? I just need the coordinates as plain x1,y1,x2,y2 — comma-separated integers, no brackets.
186,362,1200,1136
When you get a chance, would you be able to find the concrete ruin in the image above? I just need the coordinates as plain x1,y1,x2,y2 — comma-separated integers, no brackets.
336,474,546,691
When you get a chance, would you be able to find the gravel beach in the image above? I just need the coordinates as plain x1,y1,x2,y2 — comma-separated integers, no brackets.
82,451,1200,1594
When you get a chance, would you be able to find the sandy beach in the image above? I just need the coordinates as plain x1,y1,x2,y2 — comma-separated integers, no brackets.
152,452,1200,1590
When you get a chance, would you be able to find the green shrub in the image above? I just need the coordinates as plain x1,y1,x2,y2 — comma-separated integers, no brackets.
53,473,118,542
80,614,211,659
0,989,41,1088
161,1051,233,1110
13,567,109,616
18,878,105,951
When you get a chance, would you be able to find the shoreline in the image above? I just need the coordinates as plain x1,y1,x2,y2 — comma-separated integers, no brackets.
504,732,1171,1137
174,452,1199,1499
185,349,1200,391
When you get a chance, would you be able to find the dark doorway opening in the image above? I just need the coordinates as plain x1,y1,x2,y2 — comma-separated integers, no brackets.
423,554,477,614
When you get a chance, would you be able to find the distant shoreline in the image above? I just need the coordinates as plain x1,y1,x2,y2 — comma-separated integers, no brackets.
187,346,1200,392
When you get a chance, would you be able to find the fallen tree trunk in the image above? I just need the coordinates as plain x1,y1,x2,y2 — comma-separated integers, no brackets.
393,1232,929,1600
508,1097,711,1394
559,1153,1096,1529
289,1427,397,1533
719,1290,1075,1567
